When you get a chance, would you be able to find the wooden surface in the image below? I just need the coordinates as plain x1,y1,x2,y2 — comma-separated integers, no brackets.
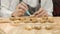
0,17,60,34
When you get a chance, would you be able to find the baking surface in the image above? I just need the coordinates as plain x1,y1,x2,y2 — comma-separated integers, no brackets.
0,17,60,34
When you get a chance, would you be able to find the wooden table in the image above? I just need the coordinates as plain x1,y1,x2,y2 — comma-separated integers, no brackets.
0,17,60,34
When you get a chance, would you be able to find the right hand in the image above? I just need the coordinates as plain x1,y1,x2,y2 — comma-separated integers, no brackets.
12,2,28,17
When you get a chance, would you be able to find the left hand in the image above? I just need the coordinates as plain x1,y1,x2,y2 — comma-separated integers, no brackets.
33,8,48,17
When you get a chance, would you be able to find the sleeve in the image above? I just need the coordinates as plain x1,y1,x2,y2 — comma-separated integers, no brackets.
0,0,19,17
41,0,53,16
1,7,14,17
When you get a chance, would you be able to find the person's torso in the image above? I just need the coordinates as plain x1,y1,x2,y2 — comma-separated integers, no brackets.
1,0,49,17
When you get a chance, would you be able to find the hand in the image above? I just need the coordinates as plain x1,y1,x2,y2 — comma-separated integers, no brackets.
12,2,28,17
33,8,48,17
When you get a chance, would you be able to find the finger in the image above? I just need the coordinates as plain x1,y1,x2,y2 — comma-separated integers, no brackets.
16,9,25,16
12,9,25,17
16,4,27,11
12,11,24,17
34,9,43,16
21,2,28,9
36,11,45,17
17,9,26,15
16,9,25,13
18,12,24,16
36,9,46,17
43,13,48,17
38,8,44,11
12,11,18,17
13,13,23,17
38,12,48,17
33,8,43,15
